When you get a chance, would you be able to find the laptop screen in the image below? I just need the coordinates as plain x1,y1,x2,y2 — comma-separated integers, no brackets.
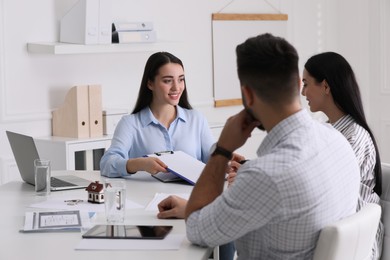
6,131,40,185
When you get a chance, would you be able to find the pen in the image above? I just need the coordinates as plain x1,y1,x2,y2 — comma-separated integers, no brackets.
155,151,174,156
64,199,83,205
239,160,248,165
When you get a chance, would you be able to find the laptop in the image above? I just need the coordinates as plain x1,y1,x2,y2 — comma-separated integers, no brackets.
6,131,91,191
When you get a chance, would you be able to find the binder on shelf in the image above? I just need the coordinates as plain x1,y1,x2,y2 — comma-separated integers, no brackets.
112,30,157,44
112,22,154,32
97,0,112,44
52,85,90,138
60,0,111,45
52,85,103,138
87,85,103,137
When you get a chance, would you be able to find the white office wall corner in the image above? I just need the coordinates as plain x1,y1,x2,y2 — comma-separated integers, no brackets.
369,0,390,163
378,0,390,163
379,0,389,95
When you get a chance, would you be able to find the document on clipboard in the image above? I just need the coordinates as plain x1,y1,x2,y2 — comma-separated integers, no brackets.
146,151,205,185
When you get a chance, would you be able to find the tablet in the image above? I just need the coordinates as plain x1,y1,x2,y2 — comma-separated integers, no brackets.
82,225,173,239
152,171,185,183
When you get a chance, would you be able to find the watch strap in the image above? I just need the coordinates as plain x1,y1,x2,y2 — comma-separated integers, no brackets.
212,144,233,160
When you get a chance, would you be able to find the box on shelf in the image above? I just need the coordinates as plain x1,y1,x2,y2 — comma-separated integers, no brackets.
60,0,111,45
103,109,129,135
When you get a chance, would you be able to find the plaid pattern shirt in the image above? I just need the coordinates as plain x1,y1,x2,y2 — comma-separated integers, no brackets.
187,109,360,260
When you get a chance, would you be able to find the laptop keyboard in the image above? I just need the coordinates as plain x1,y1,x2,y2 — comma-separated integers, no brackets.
51,177,77,187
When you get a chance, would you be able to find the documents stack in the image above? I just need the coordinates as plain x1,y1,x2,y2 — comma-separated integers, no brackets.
112,22,156,44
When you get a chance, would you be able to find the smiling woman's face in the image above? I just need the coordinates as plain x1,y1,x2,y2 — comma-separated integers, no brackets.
301,68,328,113
148,63,185,107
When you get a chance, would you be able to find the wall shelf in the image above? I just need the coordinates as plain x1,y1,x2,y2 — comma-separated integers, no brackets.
27,41,177,55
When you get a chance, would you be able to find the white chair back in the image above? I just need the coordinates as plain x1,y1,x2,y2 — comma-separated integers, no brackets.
313,203,381,260
381,163,390,260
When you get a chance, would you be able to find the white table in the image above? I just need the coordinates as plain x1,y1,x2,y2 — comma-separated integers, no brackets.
0,170,213,260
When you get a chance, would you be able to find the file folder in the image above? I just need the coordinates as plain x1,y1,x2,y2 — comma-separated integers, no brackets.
52,85,90,138
88,85,103,137
98,0,112,44
60,0,112,44
52,85,103,138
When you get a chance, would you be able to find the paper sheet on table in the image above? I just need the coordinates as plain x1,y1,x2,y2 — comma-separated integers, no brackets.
29,196,143,212
75,234,185,250
145,193,190,211
21,210,94,233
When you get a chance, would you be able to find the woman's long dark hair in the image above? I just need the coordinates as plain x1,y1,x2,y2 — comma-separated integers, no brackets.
132,52,192,114
305,52,382,195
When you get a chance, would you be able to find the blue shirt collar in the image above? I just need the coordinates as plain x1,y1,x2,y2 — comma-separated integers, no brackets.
140,106,187,127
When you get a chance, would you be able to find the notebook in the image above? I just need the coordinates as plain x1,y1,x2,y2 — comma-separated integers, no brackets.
6,131,91,191
146,151,205,185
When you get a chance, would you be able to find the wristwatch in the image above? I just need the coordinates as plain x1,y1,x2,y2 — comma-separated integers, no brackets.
210,143,233,160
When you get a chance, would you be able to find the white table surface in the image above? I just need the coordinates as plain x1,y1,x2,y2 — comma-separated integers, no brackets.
0,170,213,260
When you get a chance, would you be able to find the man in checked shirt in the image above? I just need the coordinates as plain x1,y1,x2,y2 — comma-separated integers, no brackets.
182,33,360,260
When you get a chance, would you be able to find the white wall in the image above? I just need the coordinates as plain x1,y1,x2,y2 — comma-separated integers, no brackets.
369,0,390,163
0,0,389,184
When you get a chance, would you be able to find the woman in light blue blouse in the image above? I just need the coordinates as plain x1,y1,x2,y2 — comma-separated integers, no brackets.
100,52,214,178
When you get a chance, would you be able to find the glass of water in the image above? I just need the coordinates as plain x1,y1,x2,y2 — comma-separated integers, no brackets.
34,159,51,196
104,179,126,224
